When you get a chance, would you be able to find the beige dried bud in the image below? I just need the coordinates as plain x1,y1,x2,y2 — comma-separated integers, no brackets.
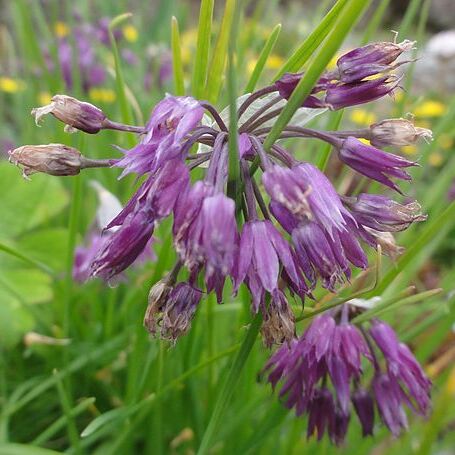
31,95,107,134
370,118,433,148
9,144,83,179
24,332,71,347
365,227,404,260
261,297,296,348
143,280,173,334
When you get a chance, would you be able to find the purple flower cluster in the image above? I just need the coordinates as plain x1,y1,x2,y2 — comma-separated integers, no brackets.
11,35,433,439
264,306,431,443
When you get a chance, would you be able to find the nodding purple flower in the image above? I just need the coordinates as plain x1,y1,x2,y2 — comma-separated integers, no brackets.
264,304,431,443
352,389,375,436
73,233,106,283
234,220,305,311
344,194,427,232
116,95,204,177
336,137,417,193
369,320,431,417
325,76,402,110
90,209,155,282
335,40,414,83
372,373,409,437
145,282,202,343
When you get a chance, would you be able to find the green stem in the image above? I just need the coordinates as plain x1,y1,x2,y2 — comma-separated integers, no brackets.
197,312,262,455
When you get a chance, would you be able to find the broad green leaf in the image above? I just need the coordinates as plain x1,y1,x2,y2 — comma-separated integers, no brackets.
0,291,34,347
0,269,53,304
0,444,62,455
0,162,69,239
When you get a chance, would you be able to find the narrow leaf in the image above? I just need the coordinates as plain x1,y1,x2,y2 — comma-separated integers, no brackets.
171,16,185,95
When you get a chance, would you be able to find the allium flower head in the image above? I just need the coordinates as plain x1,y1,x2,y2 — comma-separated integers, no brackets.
264,304,431,443
116,95,204,177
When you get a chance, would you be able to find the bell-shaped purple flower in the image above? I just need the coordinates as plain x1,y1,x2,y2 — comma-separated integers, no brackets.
116,95,204,177
344,194,426,232
373,373,408,437
337,137,417,193
370,320,431,416
335,40,414,83
234,220,305,311
90,209,155,282
352,389,375,436
307,388,335,441
325,76,401,110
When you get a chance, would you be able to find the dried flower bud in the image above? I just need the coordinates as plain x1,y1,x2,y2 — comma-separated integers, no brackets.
31,95,107,134
370,118,433,148
9,144,83,178
364,228,404,259
260,291,295,348
144,280,173,333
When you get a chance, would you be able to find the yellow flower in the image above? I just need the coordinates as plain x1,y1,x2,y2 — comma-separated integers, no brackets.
0,77,26,93
414,100,446,118
54,21,69,38
428,152,443,167
89,88,116,103
439,134,453,150
327,53,340,70
401,145,417,155
266,54,284,70
122,25,138,43
38,91,52,105
349,109,377,126
247,58,257,76
358,138,371,146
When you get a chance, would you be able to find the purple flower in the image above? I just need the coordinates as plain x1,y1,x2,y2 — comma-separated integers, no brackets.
325,76,401,110
234,220,305,311
370,320,431,417
264,305,432,443
373,373,408,437
335,40,414,83
73,233,106,283
90,209,154,282
337,137,417,193
352,389,375,436
344,194,426,232
32,95,107,134
116,95,204,177
145,282,203,343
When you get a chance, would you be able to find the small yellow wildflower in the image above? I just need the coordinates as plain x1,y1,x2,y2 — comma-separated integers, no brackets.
38,91,52,105
0,77,26,93
349,109,377,126
401,145,417,155
89,88,116,104
428,152,443,167
414,100,446,118
247,58,257,76
266,54,284,70
54,21,69,38
327,53,340,70
122,25,138,43
358,138,371,146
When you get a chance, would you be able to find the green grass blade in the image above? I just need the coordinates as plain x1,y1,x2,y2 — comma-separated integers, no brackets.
197,313,262,455
263,0,370,151
273,0,349,79
171,16,185,96
0,444,62,455
191,0,215,98
317,110,344,170
0,242,54,276
205,0,236,103
245,23,281,93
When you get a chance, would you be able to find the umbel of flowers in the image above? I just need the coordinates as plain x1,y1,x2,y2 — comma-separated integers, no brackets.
10,39,432,443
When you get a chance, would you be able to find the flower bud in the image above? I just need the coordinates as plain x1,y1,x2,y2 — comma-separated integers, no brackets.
370,118,433,148
31,95,107,134
364,228,404,259
143,280,173,333
8,144,83,178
